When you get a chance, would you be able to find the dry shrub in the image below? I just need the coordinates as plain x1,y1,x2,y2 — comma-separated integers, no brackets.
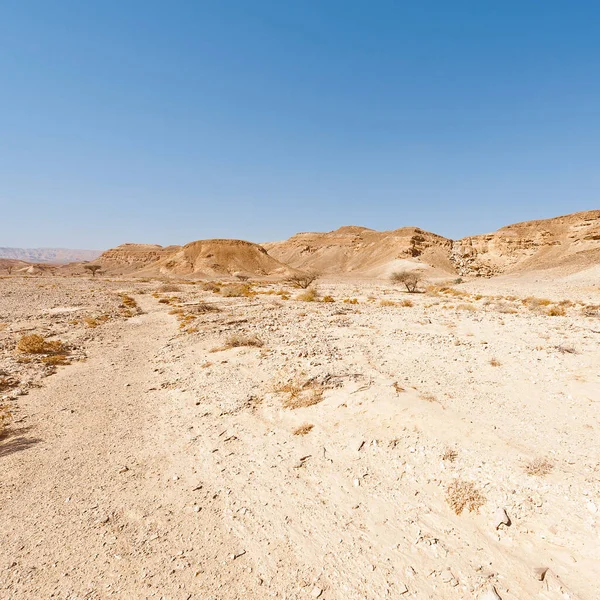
380,300,396,307
296,288,319,302
200,281,221,292
581,304,600,317
322,295,335,303
446,480,486,514
456,303,477,312
400,299,414,307
547,305,566,317
17,334,64,355
343,298,359,304
121,294,138,309
42,354,70,366
494,302,518,314
524,457,553,476
490,357,501,367
221,284,253,298
293,423,314,436
275,376,325,410
220,334,264,350
288,272,318,289
158,283,181,293
523,297,552,310
188,302,221,314
442,447,458,462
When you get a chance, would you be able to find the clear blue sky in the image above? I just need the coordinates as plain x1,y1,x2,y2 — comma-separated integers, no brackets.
1,1,599,249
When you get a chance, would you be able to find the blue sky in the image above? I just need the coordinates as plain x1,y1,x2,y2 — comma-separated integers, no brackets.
1,1,599,249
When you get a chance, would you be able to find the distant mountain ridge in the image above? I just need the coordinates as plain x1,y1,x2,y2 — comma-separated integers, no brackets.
0,247,102,264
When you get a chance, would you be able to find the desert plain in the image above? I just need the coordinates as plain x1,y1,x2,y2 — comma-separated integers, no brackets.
1,211,600,600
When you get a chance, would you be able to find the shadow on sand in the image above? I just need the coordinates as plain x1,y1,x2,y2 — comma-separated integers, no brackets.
0,426,42,458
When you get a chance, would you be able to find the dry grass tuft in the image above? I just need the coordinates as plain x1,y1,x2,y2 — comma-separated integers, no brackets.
17,334,64,355
547,305,566,317
442,447,458,462
158,283,181,293
400,299,414,307
456,303,477,312
343,298,359,304
446,480,486,514
42,354,70,366
524,457,554,476
296,288,319,302
275,376,325,410
490,357,501,367
380,300,396,307
221,284,254,298
293,423,314,436
121,294,138,309
218,334,264,350
322,295,335,303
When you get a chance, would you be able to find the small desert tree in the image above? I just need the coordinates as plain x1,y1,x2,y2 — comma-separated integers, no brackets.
6,265,13,275
391,270,423,293
84,264,103,277
288,272,319,289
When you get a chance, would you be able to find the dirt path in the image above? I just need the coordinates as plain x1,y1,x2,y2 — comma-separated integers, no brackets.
0,297,261,599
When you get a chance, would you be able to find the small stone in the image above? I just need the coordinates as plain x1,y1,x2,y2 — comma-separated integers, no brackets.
118,466,129,473
440,569,454,583
311,586,323,598
193,505,201,512
479,586,502,600
230,550,246,560
494,508,511,529
398,583,408,594
533,567,548,581
353,478,360,487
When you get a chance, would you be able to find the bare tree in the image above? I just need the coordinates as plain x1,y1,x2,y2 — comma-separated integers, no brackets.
6,265,13,275
287,272,319,289
391,270,423,293
84,264,103,277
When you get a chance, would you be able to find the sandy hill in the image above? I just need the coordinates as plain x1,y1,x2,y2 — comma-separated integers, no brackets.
99,239,295,278
452,209,600,276
264,226,454,277
0,247,101,264
0,258,31,274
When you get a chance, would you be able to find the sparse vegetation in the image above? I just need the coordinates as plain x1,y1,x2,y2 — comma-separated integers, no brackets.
296,288,319,302
158,283,181,293
84,264,103,277
322,295,335,303
221,284,254,298
288,272,319,289
400,299,414,307
524,457,554,476
293,423,314,436
391,270,423,293
16,334,64,355
547,305,566,316
490,357,501,367
442,447,458,462
219,334,264,350
446,479,485,514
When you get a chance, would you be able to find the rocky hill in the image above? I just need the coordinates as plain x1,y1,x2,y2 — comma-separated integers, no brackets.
450,209,600,276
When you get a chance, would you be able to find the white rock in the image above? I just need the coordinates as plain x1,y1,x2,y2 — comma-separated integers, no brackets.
494,508,511,529
311,587,323,598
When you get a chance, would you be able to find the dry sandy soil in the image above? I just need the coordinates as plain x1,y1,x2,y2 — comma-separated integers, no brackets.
1,274,599,599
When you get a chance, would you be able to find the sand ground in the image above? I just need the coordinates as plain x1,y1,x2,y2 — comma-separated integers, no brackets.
1,275,599,599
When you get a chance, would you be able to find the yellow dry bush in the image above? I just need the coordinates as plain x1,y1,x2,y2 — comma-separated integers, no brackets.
17,334,64,355
446,480,485,514
296,288,319,302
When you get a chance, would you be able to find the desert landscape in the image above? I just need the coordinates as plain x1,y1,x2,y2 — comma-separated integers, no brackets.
1,210,600,599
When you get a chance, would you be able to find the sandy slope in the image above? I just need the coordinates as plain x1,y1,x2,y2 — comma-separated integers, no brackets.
1,277,599,599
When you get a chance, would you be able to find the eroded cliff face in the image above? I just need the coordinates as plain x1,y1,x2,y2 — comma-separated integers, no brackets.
98,244,182,270
450,210,600,276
